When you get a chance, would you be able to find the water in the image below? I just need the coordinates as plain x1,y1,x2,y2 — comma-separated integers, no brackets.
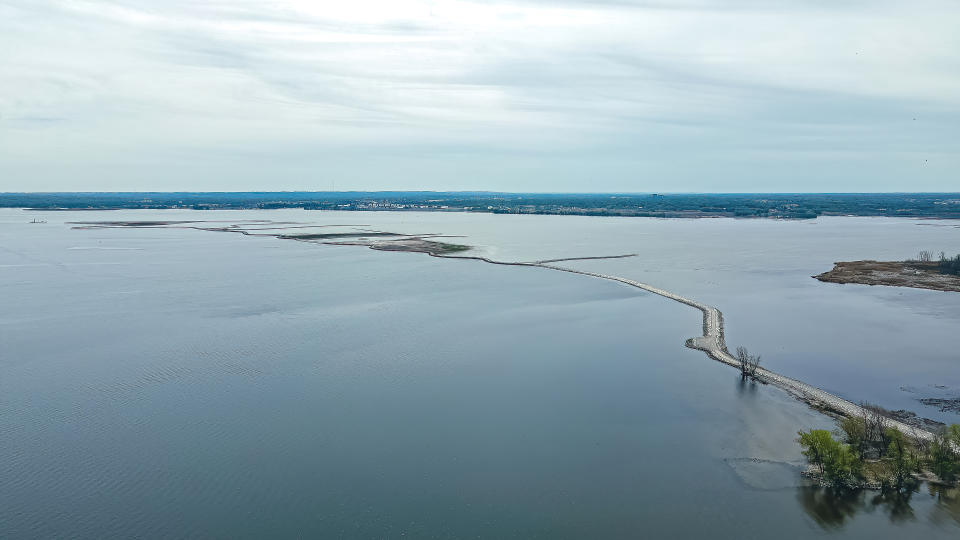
1,208,958,538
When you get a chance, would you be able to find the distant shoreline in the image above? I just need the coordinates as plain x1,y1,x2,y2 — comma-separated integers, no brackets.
6,192,960,220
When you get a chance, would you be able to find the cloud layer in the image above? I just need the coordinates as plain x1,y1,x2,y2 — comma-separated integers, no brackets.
1,0,958,191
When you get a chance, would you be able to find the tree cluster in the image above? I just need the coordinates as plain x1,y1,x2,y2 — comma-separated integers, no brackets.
799,416,960,492
798,429,860,488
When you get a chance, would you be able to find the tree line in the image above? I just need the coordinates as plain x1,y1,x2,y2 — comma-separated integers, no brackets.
7,193,960,220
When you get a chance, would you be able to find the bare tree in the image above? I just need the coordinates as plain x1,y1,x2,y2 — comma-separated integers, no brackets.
859,403,892,458
735,346,761,379
917,250,933,262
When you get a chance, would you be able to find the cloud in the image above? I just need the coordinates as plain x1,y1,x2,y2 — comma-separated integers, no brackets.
0,0,958,191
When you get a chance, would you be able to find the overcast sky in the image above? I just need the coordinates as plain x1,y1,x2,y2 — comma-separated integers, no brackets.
1,0,958,192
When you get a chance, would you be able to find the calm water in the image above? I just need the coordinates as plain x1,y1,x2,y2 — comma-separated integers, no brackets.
1,208,959,538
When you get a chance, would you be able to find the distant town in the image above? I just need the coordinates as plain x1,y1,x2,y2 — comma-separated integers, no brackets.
4,192,960,220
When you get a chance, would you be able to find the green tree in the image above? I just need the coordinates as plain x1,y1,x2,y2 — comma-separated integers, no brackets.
885,428,912,489
824,444,860,488
948,424,960,447
929,424,960,481
839,417,867,460
799,429,861,488
930,437,955,480
799,429,833,474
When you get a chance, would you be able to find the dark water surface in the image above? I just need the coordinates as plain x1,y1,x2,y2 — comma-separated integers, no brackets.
1,209,958,538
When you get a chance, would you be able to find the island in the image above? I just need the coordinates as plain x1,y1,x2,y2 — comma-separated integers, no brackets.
814,253,960,293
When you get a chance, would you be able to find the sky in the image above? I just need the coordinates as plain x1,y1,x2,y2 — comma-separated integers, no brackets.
1,0,958,193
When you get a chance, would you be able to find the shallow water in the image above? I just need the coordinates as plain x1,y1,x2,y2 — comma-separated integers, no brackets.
1,208,959,538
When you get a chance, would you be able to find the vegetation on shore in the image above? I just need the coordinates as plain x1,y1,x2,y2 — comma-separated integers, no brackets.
422,242,471,255
368,239,471,256
798,409,960,493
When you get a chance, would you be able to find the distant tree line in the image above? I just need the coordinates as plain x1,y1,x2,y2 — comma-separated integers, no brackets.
5,192,960,220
